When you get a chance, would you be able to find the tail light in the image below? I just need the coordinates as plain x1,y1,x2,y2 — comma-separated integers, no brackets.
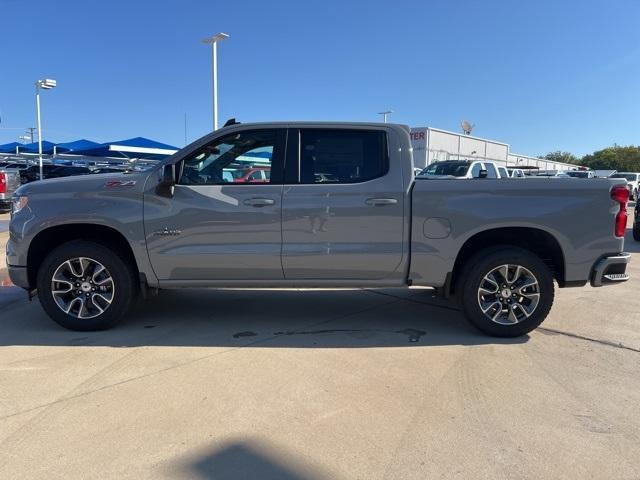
0,173,6,194
611,185,629,237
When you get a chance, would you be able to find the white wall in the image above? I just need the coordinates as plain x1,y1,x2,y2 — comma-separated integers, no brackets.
507,153,574,171
409,126,575,171
409,127,509,168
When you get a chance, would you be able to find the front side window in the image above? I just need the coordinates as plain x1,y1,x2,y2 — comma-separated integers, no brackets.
299,129,387,184
179,130,277,185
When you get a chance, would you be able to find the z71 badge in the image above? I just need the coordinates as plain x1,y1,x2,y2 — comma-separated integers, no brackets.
104,180,137,188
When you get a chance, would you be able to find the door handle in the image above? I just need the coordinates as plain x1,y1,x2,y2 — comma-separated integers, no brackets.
365,198,398,206
243,197,275,207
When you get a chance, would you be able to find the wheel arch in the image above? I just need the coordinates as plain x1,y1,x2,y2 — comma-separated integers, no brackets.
27,224,141,289
449,227,566,296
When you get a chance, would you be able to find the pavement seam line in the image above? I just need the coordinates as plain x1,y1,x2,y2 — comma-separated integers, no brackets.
537,327,640,353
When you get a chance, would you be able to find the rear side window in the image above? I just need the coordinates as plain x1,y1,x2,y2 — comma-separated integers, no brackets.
484,163,499,179
299,129,388,184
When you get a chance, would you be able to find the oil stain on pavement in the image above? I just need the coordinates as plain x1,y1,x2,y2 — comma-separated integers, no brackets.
232,328,428,343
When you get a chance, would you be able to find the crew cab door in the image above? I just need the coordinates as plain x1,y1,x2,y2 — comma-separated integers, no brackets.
144,128,286,282
281,127,406,280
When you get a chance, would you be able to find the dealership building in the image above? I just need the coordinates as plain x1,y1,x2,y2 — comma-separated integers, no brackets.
410,127,574,171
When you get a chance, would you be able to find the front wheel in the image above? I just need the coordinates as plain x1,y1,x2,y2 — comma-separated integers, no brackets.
37,241,137,331
459,247,554,337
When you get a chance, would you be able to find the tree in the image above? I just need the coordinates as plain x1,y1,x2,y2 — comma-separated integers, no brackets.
541,151,579,165
580,146,640,171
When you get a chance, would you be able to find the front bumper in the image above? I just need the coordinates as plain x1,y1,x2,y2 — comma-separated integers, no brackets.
7,265,29,289
590,253,631,287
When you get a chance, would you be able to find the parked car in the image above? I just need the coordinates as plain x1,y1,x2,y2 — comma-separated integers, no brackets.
610,172,639,200
0,169,21,212
90,168,127,175
535,171,571,178
48,166,91,178
231,167,271,183
20,164,62,183
419,160,502,178
0,162,28,171
7,122,630,337
565,170,595,179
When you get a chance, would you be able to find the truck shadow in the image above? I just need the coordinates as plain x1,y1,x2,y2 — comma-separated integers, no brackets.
0,288,528,348
168,437,336,480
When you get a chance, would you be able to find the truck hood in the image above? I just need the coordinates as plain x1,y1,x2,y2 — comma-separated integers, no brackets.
15,170,152,197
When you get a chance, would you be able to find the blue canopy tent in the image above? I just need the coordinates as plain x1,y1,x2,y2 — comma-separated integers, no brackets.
19,140,57,155
70,137,178,160
53,139,101,154
0,142,23,154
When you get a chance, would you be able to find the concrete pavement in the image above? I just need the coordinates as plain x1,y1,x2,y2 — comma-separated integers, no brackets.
0,223,639,479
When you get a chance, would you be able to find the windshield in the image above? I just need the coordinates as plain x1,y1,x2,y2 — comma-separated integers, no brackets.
420,162,470,177
611,173,637,181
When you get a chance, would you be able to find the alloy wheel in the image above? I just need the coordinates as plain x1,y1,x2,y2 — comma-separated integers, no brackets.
477,264,540,325
51,257,115,319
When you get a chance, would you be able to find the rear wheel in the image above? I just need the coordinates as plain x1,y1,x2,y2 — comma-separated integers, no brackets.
37,241,137,331
459,247,554,337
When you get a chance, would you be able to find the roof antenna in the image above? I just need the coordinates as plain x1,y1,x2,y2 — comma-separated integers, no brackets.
223,118,239,127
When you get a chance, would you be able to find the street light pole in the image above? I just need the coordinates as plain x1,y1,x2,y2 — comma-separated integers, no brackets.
34,78,57,181
377,110,393,123
35,86,43,180
202,33,229,131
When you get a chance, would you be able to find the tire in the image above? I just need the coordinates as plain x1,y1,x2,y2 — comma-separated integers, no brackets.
633,223,640,242
458,246,554,337
37,240,137,331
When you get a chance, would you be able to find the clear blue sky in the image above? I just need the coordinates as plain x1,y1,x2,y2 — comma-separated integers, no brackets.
1,0,638,156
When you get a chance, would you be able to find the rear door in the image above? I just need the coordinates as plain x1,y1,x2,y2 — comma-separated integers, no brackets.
281,127,405,280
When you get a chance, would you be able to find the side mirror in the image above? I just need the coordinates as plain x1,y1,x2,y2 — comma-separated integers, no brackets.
478,169,488,179
156,164,176,198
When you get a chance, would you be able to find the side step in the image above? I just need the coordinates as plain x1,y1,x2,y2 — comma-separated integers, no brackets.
602,273,630,283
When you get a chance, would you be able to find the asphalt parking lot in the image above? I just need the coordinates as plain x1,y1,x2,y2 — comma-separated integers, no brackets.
1,211,639,479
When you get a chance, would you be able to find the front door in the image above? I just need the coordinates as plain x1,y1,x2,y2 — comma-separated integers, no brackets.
281,128,405,280
144,128,286,282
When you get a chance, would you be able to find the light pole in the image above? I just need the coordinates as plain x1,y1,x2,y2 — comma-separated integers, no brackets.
378,110,393,123
26,127,37,143
202,32,229,131
35,78,57,180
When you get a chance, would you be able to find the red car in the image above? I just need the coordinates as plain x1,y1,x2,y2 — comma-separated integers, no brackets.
232,167,270,183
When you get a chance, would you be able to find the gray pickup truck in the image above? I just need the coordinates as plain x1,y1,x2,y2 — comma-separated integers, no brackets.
6,122,631,336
